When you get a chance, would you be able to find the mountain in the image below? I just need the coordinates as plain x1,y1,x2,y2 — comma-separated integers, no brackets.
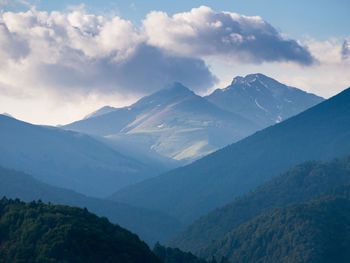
198,197,350,263
110,86,350,224
0,166,183,245
0,198,161,263
83,105,118,119
206,73,324,127
64,83,258,162
0,114,162,197
169,155,350,252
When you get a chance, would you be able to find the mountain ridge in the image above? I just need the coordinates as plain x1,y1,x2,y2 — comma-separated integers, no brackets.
64,82,258,162
0,114,161,197
206,73,324,127
0,165,183,245
110,86,350,224
168,155,350,252
198,197,350,263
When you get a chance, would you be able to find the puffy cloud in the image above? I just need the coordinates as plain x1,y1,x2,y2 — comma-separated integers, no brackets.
342,40,350,60
0,22,29,62
0,8,217,102
143,6,315,65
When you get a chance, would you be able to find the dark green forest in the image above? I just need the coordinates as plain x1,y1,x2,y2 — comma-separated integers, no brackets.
198,197,350,263
0,198,213,263
0,198,161,263
169,155,350,252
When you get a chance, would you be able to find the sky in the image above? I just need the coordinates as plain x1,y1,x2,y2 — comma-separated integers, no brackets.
0,0,349,125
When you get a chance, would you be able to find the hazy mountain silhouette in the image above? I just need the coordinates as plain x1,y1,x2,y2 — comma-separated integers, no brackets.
111,87,350,224
0,166,183,245
169,155,350,252
64,82,258,162
0,114,161,197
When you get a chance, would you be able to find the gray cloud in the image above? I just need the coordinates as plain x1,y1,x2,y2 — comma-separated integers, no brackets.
0,22,29,61
34,44,217,96
0,6,317,104
342,40,350,60
0,9,216,99
144,6,315,65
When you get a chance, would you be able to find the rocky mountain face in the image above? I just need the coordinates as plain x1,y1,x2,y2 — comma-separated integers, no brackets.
64,82,258,162
110,87,350,224
206,73,324,127
65,76,323,162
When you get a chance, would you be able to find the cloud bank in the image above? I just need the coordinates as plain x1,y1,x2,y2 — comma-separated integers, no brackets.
0,8,217,99
143,6,315,65
0,6,317,102
342,40,350,60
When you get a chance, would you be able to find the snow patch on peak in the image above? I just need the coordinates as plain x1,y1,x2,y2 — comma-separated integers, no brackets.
255,99,268,112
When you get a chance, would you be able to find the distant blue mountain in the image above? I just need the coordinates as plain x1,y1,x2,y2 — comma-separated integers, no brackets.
0,165,182,245
64,82,258,162
206,73,324,127
0,114,161,197
110,86,350,224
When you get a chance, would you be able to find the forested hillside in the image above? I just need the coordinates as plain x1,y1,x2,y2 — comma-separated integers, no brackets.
198,197,350,263
169,155,350,252
0,198,161,263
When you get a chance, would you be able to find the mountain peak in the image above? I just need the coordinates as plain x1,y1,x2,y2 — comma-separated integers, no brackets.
207,73,324,127
164,82,194,95
1,112,14,119
139,82,195,104
231,73,273,86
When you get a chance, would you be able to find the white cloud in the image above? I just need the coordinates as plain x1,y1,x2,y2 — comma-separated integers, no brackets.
0,6,348,125
205,36,350,99
143,6,315,65
0,8,217,102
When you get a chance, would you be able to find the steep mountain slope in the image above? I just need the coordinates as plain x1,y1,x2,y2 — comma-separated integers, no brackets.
206,73,324,127
64,83,258,162
111,87,350,224
83,105,118,119
0,166,183,245
0,114,160,197
198,197,350,263
169,155,350,252
0,199,161,263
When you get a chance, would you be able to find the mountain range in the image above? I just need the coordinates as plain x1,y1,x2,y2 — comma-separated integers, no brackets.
64,75,323,162
198,197,350,263
0,165,182,245
206,73,323,127
64,82,258,162
0,114,165,197
110,86,350,224
169,155,350,252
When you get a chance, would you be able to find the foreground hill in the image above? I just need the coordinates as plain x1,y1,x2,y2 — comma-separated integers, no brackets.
153,243,215,263
169,155,350,252
0,114,160,197
0,166,182,245
198,197,350,263
206,73,324,127
0,199,161,263
111,87,350,224
64,83,258,162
